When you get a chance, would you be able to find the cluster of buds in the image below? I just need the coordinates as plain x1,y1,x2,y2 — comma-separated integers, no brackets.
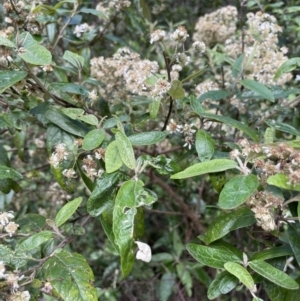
82,155,104,179
0,211,18,237
0,262,30,300
166,119,196,149
49,144,69,169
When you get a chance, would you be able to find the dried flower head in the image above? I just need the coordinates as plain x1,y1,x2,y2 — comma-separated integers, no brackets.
193,41,206,53
171,26,189,43
150,29,166,44
5,222,19,237
166,119,183,134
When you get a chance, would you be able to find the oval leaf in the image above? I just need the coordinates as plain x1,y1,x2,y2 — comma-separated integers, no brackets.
18,33,52,65
267,173,300,191
87,172,120,216
195,129,215,161
0,36,16,48
42,249,98,301
82,129,105,150
197,112,259,142
264,119,300,137
241,79,274,102
186,244,242,269
208,271,239,300
17,231,52,251
63,50,84,68
274,57,300,80
224,262,255,290
168,80,185,99
128,131,168,146
203,207,256,244
171,159,237,179
218,174,259,209
115,131,136,170
0,166,23,180
105,140,123,173
249,260,299,290
55,197,82,227
0,70,28,94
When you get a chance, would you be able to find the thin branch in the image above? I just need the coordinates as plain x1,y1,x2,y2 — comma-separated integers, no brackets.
51,2,79,50
150,173,204,233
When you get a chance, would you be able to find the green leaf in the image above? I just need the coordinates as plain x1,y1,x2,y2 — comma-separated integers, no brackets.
18,32,52,65
61,108,85,119
0,244,14,264
113,180,156,277
186,243,242,269
267,173,300,191
99,199,119,252
45,109,89,137
0,166,23,180
218,174,259,209
55,197,82,227
115,131,136,170
168,80,185,99
181,67,207,83
17,231,52,251
287,224,300,268
105,140,123,173
198,112,258,142
274,57,300,80
18,213,46,233
224,262,255,289
82,129,105,150
158,272,175,301
78,114,98,126
176,263,193,297
264,276,300,301
0,36,16,47
149,99,161,119
42,249,98,301
198,90,230,102
251,245,293,261
264,119,300,137
195,129,215,161
80,7,107,17
0,70,27,93
241,79,274,102
171,159,237,179
63,50,85,69
190,95,205,114
87,172,120,217
249,260,299,290
203,207,256,244
207,271,239,300
128,131,168,146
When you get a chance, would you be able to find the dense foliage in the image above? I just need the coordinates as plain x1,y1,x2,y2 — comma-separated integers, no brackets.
1,0,300,300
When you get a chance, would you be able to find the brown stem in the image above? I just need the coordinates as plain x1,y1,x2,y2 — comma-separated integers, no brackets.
150,173,204,233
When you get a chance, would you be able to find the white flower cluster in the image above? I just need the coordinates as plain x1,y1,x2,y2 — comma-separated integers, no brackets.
1,265,31,300
193,5,238,46
166,119,196,149
0,211,18,237
90,47,159,102
73,23,92,38
49,143,69,169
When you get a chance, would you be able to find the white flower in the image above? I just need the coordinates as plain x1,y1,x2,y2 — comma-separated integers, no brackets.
0,261,6,278
73,23,90,37
166,119,183,134
0,211,14,226
150,29,166,44
4,222,18,237
88,90,98,101
193,41,206,53
170,26,189,43
135,241,152,262
296,75,300,82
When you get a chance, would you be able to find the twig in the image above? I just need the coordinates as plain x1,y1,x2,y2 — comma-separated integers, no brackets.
150,173,204,233
52,2,79,50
